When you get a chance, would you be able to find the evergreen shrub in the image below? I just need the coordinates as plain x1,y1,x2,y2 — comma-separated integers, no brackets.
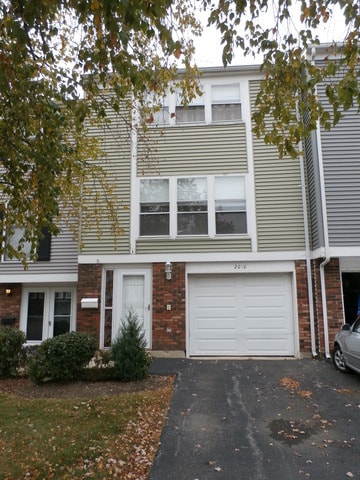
0,326,26,378
28,331,97,383
111,310,152,382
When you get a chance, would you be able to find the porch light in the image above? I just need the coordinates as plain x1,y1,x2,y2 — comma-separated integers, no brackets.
5,288,12,297
165,261,172,280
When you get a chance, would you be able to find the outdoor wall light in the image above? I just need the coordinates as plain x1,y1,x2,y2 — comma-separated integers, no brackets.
5,288,12,297
165,261,172,280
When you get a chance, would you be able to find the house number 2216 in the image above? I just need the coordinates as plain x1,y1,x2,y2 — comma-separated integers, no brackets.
234,264,247,270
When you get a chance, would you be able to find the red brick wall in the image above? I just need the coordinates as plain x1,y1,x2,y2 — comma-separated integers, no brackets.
0,284,21,329
295,261,311,353
152,262,186,351
77,264,102,343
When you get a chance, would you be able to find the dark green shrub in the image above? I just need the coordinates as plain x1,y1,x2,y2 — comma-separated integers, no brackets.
0,327,26,378
28,331,97,383
111,310,152,382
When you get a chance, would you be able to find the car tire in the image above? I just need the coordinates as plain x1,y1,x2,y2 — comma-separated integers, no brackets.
333,344,350,373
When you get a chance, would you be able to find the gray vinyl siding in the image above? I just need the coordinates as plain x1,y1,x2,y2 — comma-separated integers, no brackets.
304,131,324,250
0,227,78,276
249,81,305,251
317,79,360,246
136,237,251,254
137,123,248,176
80,99,132,254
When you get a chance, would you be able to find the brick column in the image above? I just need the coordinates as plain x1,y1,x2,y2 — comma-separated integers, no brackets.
295,260,311,354
152,262,186,351
77,264,102,344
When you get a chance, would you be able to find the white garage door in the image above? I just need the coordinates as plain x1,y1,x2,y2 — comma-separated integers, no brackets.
189,273,295,356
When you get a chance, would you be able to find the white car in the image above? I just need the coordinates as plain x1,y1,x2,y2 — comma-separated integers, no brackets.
333,318,360,374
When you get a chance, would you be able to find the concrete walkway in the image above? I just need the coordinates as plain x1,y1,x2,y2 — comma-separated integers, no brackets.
149,358,360,480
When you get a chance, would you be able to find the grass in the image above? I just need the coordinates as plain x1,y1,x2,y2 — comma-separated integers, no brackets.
0,379,173,479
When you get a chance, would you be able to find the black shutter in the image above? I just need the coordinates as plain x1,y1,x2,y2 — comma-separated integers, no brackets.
38,228,51,261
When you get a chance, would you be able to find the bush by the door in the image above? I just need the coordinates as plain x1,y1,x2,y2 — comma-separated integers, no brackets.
111,310,152,382
28,331,97,383
0,326,26,378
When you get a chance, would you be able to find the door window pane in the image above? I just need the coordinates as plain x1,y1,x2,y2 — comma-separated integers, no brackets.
215,177,246,234
140,179,169,236
27,292,44,341
177,178,208,235
53,292,71,337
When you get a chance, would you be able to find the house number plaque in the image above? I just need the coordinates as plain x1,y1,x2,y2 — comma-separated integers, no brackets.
234,264,247,270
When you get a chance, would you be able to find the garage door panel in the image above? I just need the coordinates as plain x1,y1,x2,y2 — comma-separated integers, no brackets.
244,336,294,355
197,317,237,330
196,338,239,354
189,273,295,356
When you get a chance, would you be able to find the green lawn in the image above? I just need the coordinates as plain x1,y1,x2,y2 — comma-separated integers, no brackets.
0,381,173,479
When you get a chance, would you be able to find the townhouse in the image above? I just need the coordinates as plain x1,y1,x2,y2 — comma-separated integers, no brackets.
0,59,352,358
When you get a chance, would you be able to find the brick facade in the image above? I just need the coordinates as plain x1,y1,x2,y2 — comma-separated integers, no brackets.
152,262,186,351
0,284,22,329
77,264,102,342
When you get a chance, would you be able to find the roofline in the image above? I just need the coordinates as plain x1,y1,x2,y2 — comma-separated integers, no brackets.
177,64,261,77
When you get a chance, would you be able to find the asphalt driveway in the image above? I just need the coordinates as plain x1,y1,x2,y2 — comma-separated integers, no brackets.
149,358,360,480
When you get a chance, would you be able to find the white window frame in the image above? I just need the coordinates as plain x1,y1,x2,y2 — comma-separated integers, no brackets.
20,286,77,344
138,175,248,239
148,81,243,126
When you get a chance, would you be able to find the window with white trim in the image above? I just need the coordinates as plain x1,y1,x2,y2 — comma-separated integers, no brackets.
140,178,169,236
177,177,208,235
139,175,247,238
148,82,242,126
175,91,205,124
211,84,241,122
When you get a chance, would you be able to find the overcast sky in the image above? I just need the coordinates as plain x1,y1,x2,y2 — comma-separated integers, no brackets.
192,5,348,67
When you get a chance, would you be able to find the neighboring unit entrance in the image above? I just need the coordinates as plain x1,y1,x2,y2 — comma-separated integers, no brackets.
189,273,295,356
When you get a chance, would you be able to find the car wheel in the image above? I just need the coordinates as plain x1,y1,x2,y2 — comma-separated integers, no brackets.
333,344,350,373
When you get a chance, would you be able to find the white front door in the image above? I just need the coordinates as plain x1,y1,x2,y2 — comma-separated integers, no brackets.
113,269,152,347
20,287,77,344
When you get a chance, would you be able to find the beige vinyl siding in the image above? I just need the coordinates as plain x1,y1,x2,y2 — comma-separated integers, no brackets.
249,81,305,251
136,237,251,254
138,123,248,176
80,99,132,254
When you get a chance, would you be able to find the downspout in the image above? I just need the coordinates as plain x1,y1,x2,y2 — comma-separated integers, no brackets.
312,47,331,359
298,146,317,358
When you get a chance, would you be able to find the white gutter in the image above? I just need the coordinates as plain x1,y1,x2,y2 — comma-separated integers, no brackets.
312,48,331,359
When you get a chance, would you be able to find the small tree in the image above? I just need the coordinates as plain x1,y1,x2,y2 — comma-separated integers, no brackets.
0,327,26,378
111,310,152,382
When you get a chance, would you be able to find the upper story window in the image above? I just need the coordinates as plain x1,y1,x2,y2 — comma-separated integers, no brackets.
4,227,32,261
211,84,241,123
175,92,205,124
0,205,52,262
215,176,246,234
139,175,247,238
148,82,242,126
177,177,208,235
140,178,169,236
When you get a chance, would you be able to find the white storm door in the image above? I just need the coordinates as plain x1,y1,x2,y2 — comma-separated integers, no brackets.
114,270,151,347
